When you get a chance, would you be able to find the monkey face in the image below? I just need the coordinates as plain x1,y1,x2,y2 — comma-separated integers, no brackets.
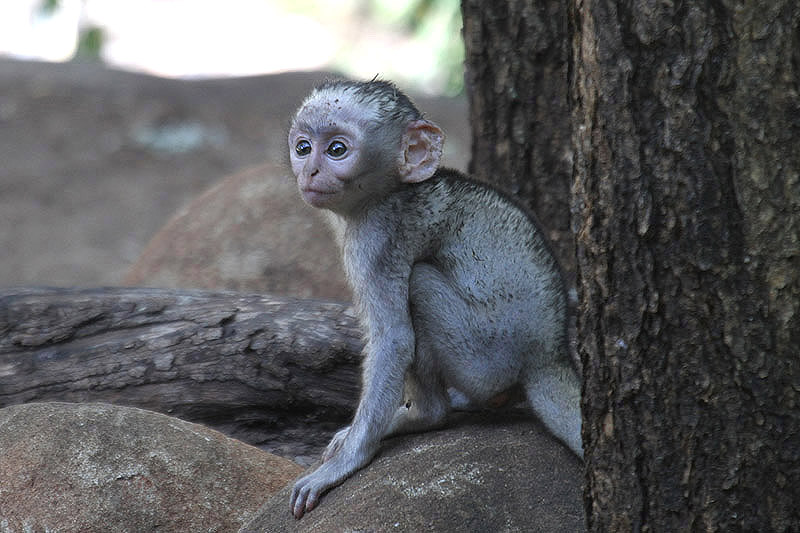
289,126,362,209
288,83,444,215
288,97,375,211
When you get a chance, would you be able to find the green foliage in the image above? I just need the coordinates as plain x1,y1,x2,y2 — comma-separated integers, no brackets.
277,0,464,95
75,26,104,61
38,0,60,15
35,0,464,94
371,0,464,94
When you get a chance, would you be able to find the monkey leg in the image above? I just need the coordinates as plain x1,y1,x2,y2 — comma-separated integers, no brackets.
524,363,583,458
447,388,473,410
385,370,449,437
409,263,523,405
322,367,450,462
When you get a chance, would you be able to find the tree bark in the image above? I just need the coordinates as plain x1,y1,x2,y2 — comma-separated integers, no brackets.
461,0,574,273
0,287,363,458
572,1,800,531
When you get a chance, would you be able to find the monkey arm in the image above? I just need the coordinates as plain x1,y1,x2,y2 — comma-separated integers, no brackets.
291,250,416,518
331,252,418,453
290,320,414,518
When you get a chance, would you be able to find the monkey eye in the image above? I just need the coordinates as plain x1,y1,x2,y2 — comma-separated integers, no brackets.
295,140,311,156
326,141,347,159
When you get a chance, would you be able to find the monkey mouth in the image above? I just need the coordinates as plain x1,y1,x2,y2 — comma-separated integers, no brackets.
301,188,337,206
302,187,337,198
302,187,335,195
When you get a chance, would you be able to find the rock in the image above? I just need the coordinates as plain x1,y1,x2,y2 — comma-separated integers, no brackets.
124,162,351,301
0,60,468,289
241,411,585,532
0,402,303,533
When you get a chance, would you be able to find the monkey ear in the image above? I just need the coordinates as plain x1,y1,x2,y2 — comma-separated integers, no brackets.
399,120,445,183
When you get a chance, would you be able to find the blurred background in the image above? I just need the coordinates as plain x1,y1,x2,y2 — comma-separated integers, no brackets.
0,0,469,293
0,0,464,95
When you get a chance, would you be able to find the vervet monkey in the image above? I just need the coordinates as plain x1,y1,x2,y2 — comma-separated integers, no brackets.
287,79,582,518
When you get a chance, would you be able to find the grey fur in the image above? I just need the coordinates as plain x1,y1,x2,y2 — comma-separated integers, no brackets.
287,80,582,519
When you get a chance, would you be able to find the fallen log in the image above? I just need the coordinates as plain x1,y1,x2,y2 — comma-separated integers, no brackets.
0,287,363,461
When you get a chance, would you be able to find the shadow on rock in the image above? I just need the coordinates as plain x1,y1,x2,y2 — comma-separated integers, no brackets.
243,411,585,533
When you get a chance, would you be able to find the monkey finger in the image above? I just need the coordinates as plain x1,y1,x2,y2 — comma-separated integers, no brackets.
321,447,336,463
289,487,300,517
290,484,309,519
291,472,326,519
322,426,350,462
292,485,320,518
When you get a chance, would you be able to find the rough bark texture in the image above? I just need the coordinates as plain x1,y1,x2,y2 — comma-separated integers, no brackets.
0,287,363,462
461,0,574,273
572,1,800,531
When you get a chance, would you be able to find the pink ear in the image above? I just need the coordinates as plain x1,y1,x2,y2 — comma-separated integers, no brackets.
399,120,445,183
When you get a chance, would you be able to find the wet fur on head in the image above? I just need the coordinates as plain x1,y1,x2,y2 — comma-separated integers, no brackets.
295,78,424,130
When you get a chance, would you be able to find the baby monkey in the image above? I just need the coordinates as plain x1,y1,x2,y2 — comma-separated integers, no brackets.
287,79,582,518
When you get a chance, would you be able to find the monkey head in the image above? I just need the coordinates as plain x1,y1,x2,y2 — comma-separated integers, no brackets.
288,79,445,214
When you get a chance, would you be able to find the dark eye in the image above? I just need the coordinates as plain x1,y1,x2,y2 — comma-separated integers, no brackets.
295,140,311,156
326,141,347,158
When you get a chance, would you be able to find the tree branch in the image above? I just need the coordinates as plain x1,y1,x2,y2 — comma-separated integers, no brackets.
0,287,363,458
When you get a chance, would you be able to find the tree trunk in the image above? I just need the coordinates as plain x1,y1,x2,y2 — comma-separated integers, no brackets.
0,287,363,459
572,1,800,531
460,0,574,273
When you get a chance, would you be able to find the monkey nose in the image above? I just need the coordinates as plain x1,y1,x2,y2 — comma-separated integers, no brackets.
303,158,319,178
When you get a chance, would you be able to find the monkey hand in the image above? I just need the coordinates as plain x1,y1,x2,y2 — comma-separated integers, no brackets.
290,463,333,518
290,433,378,518
290,453,359,519
322,425,351,462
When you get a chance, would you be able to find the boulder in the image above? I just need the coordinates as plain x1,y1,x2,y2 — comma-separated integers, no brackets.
242,411,585,532
0,402,303,533
124,163,350,301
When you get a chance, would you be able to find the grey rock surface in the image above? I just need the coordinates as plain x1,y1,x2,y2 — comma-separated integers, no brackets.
0,402,303,532
0,59,467,290
242,411,585,533
123,163,351,301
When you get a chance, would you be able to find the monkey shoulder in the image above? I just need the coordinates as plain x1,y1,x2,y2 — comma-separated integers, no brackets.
405,167,545,243
402,168,564,279
419,168,531,216
356,166,561,275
